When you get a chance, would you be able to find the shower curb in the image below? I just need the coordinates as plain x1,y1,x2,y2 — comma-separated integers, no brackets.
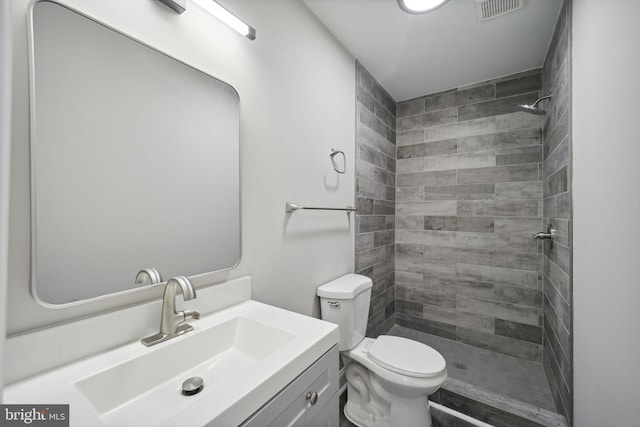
431,377,568,427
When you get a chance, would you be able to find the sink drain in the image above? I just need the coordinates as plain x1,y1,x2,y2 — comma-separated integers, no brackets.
181,376,204,396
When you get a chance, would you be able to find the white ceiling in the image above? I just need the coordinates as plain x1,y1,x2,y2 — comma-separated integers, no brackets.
303,0,563,101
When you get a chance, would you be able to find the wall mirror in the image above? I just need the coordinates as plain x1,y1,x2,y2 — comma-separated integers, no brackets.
30,1,241,305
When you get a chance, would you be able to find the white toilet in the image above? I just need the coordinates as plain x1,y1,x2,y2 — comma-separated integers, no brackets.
317,274,447,427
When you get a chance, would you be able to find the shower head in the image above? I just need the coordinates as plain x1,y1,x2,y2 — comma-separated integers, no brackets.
516,104,547,115
516,94,552,115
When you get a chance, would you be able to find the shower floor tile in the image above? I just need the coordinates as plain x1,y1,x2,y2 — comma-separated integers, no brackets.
388,325,557,412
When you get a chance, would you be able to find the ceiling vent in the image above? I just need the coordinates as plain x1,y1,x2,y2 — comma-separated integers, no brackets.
475,0,524,22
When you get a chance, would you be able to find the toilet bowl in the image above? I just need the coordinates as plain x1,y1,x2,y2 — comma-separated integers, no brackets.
317,274,447,427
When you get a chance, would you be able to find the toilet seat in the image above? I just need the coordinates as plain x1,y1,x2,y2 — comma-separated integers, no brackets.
368,335,446,378
346,337,447,395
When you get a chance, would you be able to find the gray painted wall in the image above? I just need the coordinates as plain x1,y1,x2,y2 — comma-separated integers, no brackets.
541,0,572,422
394,72,545,362
354,62,397,336
573,0,640,425
0,0,13,398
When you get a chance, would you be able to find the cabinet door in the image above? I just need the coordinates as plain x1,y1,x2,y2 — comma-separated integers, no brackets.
241,346,339,427
301,389,338,427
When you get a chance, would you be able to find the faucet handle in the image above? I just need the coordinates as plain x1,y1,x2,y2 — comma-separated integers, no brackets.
183,310,201,320
135,268,163,286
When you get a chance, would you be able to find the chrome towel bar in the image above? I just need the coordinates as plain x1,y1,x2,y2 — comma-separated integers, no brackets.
286,202,357,214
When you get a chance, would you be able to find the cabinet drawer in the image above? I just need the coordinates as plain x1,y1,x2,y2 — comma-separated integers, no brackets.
240,345,339,427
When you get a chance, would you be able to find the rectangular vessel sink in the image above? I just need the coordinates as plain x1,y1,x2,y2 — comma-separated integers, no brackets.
77,317,294,416
3,300,338,427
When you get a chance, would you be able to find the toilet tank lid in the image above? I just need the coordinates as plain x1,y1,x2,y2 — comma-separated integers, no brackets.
317,274,372,299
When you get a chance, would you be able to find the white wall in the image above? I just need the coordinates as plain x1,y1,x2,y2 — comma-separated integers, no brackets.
573,1,640,425
0,0,13,397
7,0,355,336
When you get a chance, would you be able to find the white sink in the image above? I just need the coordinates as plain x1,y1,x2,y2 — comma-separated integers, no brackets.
4,300,338,427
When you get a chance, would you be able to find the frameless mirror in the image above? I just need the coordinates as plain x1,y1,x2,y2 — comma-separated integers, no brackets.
30,1,241,304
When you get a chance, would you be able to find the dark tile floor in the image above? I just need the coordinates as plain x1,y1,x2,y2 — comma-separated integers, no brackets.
339,326,566,426
388,325,556,412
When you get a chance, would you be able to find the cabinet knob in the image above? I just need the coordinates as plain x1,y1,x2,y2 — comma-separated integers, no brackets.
306,391,318,405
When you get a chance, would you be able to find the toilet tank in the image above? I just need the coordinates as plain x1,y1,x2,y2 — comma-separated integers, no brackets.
317,274,372,351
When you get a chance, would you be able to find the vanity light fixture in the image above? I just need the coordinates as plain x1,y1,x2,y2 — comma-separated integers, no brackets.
397,0,450,14
157,0,256,40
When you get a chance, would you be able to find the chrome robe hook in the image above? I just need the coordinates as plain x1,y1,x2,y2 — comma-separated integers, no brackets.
330,148,346,174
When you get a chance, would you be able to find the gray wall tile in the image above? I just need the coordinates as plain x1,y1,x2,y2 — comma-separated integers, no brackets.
496,145,542,165
374,230,395,247
422,152,497,172
397,98,425,117
360,142,391,170
358,103,390,140
495,318,543,344
358,215,386,233
356,197,374,215
457,164,539,184
455,83,496,106
397,200,457,216
456,263,539,289
357,159,395,186
457,295,541,327
457,327,542,361
544,110,569,159
397,186,424,201
495,181,543,199
458,93,540,121
543,166,568,198
424,216,457,231
455,231,537,253
457,199,540,217
494,217,542,234
397,108,458,132
357,61,395,115
397,313,457,340
373,199,395,215
424,113,543,143
358,123,396,158
355,61,397,333
397,129,424,146
456,216,494,233
356,233,374,253
398,170,457,187
424,183,495,201
396,229,457,247
397,139,457,159
424,90,457,112
458,128,541,153
495,70,542,98
396,216,426,230
357,177,391,200
543,139,569,180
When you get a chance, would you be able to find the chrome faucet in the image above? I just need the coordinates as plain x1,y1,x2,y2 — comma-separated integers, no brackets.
141,276,201,347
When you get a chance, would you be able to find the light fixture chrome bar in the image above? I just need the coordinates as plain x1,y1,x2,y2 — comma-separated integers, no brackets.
192,0,256,40
286,202,357,214
158,0,186,14
156,0,256,40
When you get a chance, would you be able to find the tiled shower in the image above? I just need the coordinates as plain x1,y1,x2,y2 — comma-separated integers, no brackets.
354,62,397,337
394,69,544,363
354,1,572,424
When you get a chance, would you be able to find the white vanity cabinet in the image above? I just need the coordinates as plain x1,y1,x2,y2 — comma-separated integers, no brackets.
240,346,339,427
